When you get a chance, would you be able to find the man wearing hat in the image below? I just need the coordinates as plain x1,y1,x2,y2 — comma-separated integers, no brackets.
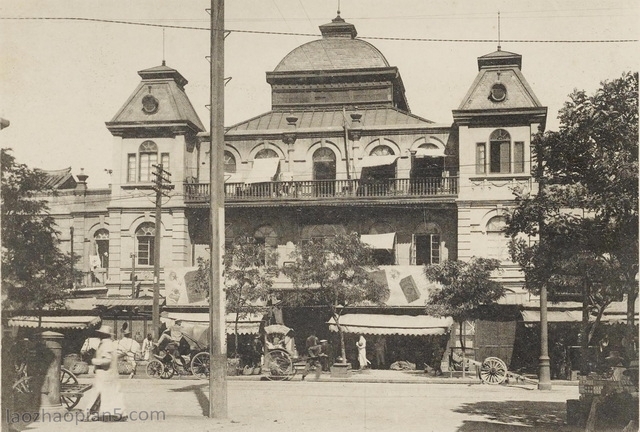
117,326,140,379
83,325,127,421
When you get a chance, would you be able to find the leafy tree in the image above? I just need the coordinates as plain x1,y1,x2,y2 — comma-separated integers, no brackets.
423,258,505,356
195,237,278,357
1,148,76,317
283,233,389,362
505,72,638,358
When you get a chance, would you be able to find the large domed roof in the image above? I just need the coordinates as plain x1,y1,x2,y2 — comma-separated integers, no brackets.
273,14,390,72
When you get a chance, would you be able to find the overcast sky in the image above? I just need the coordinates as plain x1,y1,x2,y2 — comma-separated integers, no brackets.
1,0,637,187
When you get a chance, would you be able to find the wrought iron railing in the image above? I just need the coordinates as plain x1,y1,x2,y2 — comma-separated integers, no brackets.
184,177,458,203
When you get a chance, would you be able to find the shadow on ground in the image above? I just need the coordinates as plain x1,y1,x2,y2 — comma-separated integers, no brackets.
169,383,209,417
453,401,583,432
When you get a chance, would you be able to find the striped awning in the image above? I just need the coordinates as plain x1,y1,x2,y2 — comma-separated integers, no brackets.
160,312,263,335
94,298,159,307
328,314,453,336
8,315,101,330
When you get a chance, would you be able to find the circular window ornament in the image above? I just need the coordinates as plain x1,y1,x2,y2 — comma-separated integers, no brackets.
489,83,507,102
141,95,159,114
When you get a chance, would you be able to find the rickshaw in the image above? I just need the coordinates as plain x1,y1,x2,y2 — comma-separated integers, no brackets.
263,324,298,381
146,322,210,379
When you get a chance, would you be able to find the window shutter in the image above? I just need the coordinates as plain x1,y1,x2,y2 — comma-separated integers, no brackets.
410,234,416,265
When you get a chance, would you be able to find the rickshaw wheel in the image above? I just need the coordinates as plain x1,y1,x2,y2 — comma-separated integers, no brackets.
264,349,294,381
480,357,507,385
191,352,210,379
60,367,81,410
146,359,171,379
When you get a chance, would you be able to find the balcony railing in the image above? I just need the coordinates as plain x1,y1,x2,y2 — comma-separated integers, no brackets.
184,177,458,203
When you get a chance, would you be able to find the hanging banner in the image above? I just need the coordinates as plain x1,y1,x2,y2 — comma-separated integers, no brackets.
165,267,207,305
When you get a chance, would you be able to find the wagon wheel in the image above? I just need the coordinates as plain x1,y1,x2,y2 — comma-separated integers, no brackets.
480,357,507,385
12,376,32,394
190,352,210,379
60,367,81,410
146,359,174,379
264,349,294,381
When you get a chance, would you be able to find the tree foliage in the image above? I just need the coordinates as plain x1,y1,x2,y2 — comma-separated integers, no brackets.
283,233,389,361
1,148,75,313
505,72,638,346
194,237,278,356
424,258,505,349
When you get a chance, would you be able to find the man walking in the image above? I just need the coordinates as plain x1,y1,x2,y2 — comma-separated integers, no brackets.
301,334,323,381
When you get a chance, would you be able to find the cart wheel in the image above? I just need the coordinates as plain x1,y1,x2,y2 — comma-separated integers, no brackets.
190,352,210,379
146,359,173,379
480,357,507,385
264,350,294,381
60,367,81,410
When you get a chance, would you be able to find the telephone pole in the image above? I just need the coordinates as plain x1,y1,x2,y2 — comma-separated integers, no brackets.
152,163,171,340
209,0,228,419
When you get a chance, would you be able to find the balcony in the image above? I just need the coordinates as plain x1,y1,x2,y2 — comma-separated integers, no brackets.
184,177,458,204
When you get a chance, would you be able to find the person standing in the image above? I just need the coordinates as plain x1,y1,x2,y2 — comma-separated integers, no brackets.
84,326,127,421
374,336,386,369
301,334,323,381
117,330,139,378
141,333,154,361
356,335,370,370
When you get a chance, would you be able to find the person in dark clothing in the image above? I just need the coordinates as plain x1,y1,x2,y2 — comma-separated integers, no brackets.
301,334,323,381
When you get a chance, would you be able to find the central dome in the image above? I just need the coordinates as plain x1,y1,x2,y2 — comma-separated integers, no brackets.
274,14,390,72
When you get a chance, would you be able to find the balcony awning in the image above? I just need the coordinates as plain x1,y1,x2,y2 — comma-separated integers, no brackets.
360,233,396,250
359,155,399,168
413,147,445,158
94,298,158,307
328,314,453,336
161,312,264,335
245,158,280,184
224,173,244,183
7,315,101,330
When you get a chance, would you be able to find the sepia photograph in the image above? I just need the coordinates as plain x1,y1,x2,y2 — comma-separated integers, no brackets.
0,1,638,431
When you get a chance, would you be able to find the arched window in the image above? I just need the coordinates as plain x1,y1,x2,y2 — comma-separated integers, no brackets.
94,229,109,270
489,129,510,174
255,148,278,159
313,147,336,196
136,223,155,266
139,141,158,182
486,216,508,260
254,225,277,266
370,145,394,156
412,223,441,265
224,151,236,173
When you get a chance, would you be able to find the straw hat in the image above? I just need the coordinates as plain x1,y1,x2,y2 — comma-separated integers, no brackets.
95,325,115,338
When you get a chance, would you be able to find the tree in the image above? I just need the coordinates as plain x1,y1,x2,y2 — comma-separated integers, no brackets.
505,72,638,359
423,258,505,365
195,237,278,357
1,148,76,317
283,233,389,362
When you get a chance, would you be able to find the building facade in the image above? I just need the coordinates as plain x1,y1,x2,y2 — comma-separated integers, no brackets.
44,14,549,367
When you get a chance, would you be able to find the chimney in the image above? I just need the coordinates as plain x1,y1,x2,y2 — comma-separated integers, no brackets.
75,168,88,193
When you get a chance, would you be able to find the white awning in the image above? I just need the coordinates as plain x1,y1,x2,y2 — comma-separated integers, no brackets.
224,172,244,183
244,158,280,184
413,147,445,158
359,155,399,168
327,314,453,336
161,312,264,335
8,315,101,330
360,233,396,250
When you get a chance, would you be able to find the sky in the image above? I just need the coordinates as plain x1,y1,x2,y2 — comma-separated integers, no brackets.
1,0,638,187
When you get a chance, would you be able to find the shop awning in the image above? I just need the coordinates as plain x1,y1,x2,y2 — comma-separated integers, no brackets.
359,155,399,168
522,310,639,324
244,158,280,184
328,314,453,336
161,312,264,335
413,147,445,158
94,298,158,307
7,315,101,330
360,233,396,250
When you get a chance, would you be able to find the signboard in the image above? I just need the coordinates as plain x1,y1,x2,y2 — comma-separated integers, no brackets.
165,267,207,305
399,275,421,304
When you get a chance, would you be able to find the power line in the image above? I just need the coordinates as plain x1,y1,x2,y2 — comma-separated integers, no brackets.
0,17,636,43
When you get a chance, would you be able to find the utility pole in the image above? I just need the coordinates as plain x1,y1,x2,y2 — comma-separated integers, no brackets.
536,142,552,391
70,226,74,288
152,163,171,340
209,0,228,419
